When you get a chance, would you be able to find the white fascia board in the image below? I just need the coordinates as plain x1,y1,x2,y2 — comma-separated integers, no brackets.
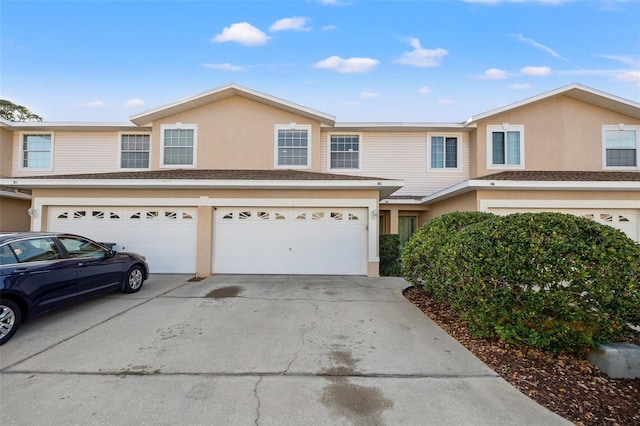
7,122,145,131
379,199,424,205
421,179,640,204
0,189,32,200
329,122,468,132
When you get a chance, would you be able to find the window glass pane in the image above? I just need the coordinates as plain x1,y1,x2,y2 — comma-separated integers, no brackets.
607,149,637,167
121,134,150,168
445,137,457,168
278,129,309,166
330,135,359,169
8,238,61,262
606,130,636,149
431,136,444,168
492,132,505,164
506,131,521,165
163,129,194,165
22,134,52,168
58,237,106,259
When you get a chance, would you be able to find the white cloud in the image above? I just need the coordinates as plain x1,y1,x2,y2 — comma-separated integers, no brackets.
514,34,566,60
360,91,379,99
202,63,246,71
78,100,104,108
508,83,533,89
482,68,509,79
521,66,552,76
322,25,337,31
395,38,448,68
597,54,639,66
319,0,350,6
212,22,269,46
616,70,640,83
124,98,144,107
313,56,379,73
270,17,311,32
437,98,456,104
418,86,431,94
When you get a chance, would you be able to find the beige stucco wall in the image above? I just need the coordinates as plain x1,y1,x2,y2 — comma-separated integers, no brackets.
425,192,478,220
0,196,31,231
472,96,640,178
477,189,640,202
0,127,14,177
151,96,323,171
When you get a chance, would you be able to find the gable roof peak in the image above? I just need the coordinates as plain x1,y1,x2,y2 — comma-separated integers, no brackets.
129,82,335,126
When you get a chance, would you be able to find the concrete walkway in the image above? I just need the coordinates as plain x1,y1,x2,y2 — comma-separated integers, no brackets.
0,275,570,425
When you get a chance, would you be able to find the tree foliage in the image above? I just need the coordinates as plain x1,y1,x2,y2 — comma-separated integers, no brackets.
0,99,43,122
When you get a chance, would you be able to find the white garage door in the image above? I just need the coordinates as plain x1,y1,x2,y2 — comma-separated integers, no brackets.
48,207,198,273
214,207,368,275
489,208,639,243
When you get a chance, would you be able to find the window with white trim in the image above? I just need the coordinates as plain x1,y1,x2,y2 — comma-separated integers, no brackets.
487,124,524,169
161,124,196,167
429,135,458,169
120,134,150,169
603,125,639,169
21,133,53,169
329,134,360,170
275,124,311,168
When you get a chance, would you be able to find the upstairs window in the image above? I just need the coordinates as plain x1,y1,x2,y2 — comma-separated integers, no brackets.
487,124,524,169
329,134,360,170
161,124,196,167
21,133,53,169
430,135,458,169
275,124,311,168
120,134,150,169
604,125,638,169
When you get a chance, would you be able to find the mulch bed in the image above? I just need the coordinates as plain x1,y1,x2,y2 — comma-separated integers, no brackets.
403,286,640,426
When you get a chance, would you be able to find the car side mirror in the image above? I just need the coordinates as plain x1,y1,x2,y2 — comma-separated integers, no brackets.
107,250,117,257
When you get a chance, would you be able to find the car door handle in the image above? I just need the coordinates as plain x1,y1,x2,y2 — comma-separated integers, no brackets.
12,268,29,274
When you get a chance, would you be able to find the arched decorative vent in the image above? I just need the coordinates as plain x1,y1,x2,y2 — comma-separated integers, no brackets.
239,211,251,220
74,211,86,218
296,213,306,220
312,212,324,220
130,212,141,219
57,212,68,219
258,211,269,220
599,213,613,222
222,212,233,220
619,215,630,223
147,211,159,219
275,213,286,220
165,211,177,219
92,211,104,219
330,212,343,220
110,212,120,219
183,212,194,220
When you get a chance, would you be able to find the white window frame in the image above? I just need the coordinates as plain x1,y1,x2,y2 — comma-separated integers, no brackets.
486,124,525,170
602,124,640,170
274,124,312,169
327,132,362,171
160,123,197,168
427,133,461,172
118,132,151,170
19,132,54,171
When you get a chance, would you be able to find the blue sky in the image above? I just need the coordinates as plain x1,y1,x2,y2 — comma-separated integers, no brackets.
2,0,639,123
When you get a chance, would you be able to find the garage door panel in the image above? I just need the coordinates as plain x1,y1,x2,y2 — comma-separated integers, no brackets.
489,208,639,243
214,207,367,275
49,207,197,273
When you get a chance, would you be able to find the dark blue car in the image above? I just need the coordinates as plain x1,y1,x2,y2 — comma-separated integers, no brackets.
0,232,149,345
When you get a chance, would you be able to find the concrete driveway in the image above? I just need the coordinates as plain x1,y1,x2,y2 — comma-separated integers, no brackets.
0,274,570,425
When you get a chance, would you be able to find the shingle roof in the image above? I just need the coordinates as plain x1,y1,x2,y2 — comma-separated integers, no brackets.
476,171,640,182
18,169,390,181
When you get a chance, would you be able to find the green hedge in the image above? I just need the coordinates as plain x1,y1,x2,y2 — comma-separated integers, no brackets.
402,211,494,300
380,234,401,276
402,211,640,354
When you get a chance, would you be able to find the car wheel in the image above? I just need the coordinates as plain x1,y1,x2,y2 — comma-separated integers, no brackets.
123,265,144,293
0,299,21,345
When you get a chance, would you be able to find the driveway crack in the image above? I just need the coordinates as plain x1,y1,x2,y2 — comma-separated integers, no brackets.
254,375,263,426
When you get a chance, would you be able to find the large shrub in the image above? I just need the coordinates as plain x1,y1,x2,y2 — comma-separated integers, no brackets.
402,211,494,299
379,234,401,276
447,212,640,354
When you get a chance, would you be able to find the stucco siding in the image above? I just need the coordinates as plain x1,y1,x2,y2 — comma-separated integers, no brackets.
320,131,470,197
0,196,31,231
473,96,640,178
0,127,14,177
11,131,119,176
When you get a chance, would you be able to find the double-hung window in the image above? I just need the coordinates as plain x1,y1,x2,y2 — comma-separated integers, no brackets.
21,133,53,170
329,134,360,170
429,135,458,170
161,124,196,167
275,124,311,168
120,134,150,169
487,124,524,169
603,125,639,169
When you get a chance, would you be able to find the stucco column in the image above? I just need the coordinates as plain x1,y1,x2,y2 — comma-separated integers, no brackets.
389,208,399,234
195,205,213,278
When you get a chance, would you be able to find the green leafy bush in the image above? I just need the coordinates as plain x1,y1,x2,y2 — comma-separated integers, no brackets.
379,234,401,276
447,213,640,354
402,211,494,299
